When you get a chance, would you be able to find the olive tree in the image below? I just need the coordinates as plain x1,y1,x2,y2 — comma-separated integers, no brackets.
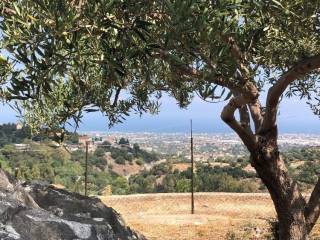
0,0,162,133
1,1,320,239
149,2,320,239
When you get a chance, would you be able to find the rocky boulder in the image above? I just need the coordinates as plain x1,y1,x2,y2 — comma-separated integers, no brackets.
0,169,145,240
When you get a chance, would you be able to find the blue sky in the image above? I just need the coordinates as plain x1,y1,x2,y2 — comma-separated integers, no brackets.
1,94,319,133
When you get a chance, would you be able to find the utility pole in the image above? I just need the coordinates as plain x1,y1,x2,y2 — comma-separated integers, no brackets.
190,119,195,214
85,141,89,196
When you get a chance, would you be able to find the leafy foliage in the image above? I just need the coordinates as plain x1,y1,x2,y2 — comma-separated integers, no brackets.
0,140,129,195
0,126,319,196
118,137,129,145
0,0,164,132
129,161,259,194
0,123,31,147
1,1,319,131
100,140,159,164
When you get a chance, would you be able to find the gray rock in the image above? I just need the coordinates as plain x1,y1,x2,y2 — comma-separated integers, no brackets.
0,169,146,240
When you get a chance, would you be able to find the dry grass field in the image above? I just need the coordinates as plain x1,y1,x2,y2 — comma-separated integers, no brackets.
101,193,320,240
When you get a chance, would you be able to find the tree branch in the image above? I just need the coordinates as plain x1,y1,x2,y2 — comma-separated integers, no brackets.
248,99,263,133
154,49,239,90
220,35,265,133
111,87,121,107
239,104,251,131
221,35,251,80
305,177,320,233
261,54,320,133
198,52,216,71
155,49,198,77
232,90,252,133
221,94,256,152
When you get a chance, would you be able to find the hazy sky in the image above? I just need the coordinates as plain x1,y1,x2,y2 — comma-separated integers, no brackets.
1,94,319,133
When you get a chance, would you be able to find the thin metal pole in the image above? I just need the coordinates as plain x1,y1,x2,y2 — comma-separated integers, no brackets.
85,141,88,196
191,119,194,214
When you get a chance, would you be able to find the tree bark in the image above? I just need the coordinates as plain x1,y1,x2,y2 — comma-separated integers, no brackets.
305,179,320,234
251,128,307,240
218,52,320,239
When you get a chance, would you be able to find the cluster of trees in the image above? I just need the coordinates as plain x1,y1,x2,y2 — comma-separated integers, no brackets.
0,123,80,147
0,140,129,195
64,132,80,144
1,125,320,202
118,138,129,145
98,140,159,165
129,162,260,194
128,147,320,195
0,120,319,197
0,134,262,195
283,147,320,163
0,129,162,195
0,123,31,147
211,148,320,191
282,148,320,187
0,124,161,195
296,162,320,185
195,164,259,192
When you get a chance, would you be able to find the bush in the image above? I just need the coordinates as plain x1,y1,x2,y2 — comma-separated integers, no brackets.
150,162,172,176
162,174,176,192
297,162,320,184
129,174,156,193
176,179,190,192
197,172,257,193
94,148,105,157
135,159,143,166
115,156,126,165
118,137,129,145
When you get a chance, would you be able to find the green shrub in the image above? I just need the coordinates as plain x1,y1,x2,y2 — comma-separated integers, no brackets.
135,159,143,166
115,156,126,165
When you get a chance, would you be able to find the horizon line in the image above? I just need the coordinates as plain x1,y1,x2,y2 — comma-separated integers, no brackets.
78,130,320,135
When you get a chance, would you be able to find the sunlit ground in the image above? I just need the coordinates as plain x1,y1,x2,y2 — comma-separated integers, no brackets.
101,192,320,240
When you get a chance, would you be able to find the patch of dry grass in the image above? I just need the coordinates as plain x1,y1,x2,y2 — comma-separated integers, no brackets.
101,193,320,240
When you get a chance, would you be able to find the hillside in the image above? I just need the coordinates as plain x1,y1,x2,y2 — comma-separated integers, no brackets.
0,136,162,195
0,123,320,199
1,137,320,197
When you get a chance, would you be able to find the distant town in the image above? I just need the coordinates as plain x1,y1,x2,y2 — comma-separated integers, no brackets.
11,120,320,163
71,132,320,162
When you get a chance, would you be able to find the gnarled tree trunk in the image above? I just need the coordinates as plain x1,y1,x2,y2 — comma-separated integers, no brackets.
220,54,320,240
252,128,307,240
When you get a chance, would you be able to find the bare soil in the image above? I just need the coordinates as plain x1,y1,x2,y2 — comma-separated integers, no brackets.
108,158,143,177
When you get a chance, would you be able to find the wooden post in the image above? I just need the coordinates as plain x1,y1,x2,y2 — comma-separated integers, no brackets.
191,119,194,214
85,141,89,196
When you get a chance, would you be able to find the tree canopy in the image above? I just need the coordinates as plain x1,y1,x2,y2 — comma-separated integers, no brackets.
1,0,163,131
1,1,318,131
